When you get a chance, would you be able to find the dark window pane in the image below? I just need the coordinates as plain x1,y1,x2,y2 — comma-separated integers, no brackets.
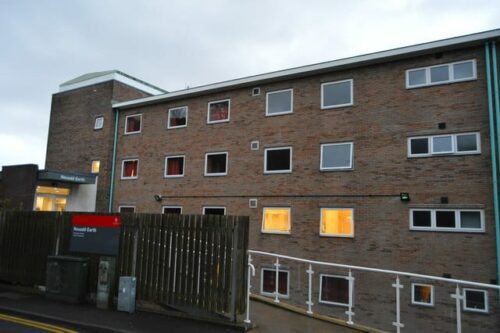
456,134,477,152
209,101,229,122
262,270,288,295
413,211,431,227
410,138,429,155
465,290,486,310
166,157,184,176
119,207,135,213
169,108,187,127
323,81,351,107
268,90,292,115
266,149,291,171
460,211,481,229
206,154,227,174
408,69,426,86
436,211,455,228
126,115,141,132
321,276,349,304
163,207,181,214
430,65,449,82
204,208,225,215
453,62,474,80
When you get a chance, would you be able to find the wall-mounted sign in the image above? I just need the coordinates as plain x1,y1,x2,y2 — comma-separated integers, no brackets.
70,215,121,255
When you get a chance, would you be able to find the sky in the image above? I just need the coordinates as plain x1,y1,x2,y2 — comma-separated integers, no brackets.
0,0,499,169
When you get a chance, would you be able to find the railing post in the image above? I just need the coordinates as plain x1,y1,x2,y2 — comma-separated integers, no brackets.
306,264,314,314
451,284,463,333
274,257,280,303
244,254,255,324
392,275,404,332
345,269,355,325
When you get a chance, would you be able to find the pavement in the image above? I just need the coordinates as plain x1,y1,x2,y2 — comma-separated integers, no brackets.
0,284,360,333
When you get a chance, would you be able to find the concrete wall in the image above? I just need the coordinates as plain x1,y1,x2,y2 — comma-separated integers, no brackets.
66,181,98,212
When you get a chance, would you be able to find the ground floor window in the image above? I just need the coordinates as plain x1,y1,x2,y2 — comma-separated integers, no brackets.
162,206,182,214
34,186,70,212
119,206,136,213
463,288,488,313
319,274,349,306
411,283,434,306
261,268,289,298
203,206,226,215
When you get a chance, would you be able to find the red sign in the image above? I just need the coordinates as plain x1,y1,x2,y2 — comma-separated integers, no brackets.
72,215,121,228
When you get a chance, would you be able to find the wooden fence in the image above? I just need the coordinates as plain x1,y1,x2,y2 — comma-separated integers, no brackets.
0,211,249,322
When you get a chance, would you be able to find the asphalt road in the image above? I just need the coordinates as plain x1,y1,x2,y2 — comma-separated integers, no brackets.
0,312,79,333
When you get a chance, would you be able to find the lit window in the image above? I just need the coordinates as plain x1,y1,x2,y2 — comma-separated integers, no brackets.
266,89,293,116
319,274,350,307
125,114,142,134
203,207,226,215
163,206,182,214
207,99,230,123
463,289,488,313
204,152,228,176
320,208,354,237
262,207,290,234
94,116,104,130
91,160,100,174
411,283,434,306
168,106,188,129
408,132,480,157
321,79,353,109
320,142,353,170
119,206,135,213
264,147,292,174
165,155,185,178
410,209,484,232
121,159,139,179
406,60,476,88
261,268,289,298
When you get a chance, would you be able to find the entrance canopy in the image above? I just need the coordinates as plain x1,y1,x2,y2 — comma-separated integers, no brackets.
38,170,96,184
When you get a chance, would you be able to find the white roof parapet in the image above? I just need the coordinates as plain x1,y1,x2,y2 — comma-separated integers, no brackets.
113,28,500,110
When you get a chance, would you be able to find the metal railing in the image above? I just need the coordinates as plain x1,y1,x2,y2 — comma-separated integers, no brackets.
245,250,500,333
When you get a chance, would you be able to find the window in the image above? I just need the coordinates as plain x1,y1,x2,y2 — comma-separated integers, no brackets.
168,106,187,129
91,160,100,174
261,268,289,298
262,207,290,234
125,114,142,134
249,198,258,208
408,133,480,157
410,209,484,232
94,116,104,130
121,159,139,179
320,142,353,170
119,206,135,213
266,89,293,116
164,155,185,178
203,207,226,215
319,274,350,306
264,147,292,174
463,289,488,313
321,79,353,109
207,99,230,123
204,152,228,176
406,60,476,88
252,87,261,96
320,208,354,237
163,206,182,214
411,283,434,306
251,140,259,150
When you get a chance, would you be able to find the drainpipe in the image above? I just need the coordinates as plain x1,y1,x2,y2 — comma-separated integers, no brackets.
491,41,500,287
108,109,119,212
485,42,500,286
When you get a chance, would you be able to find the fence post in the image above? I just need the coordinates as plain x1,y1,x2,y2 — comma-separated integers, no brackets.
229,216,249,322
274,257,280,303
306,264,314,314
392,275,404,333
451,284,463,333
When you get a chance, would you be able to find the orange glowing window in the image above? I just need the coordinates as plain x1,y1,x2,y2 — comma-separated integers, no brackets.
262,208,290,234
91,160,100,174
320,208,354,237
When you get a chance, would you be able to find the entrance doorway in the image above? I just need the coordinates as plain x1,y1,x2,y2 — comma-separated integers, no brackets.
34,186,70,212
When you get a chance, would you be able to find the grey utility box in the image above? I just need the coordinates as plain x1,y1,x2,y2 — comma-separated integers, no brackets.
46,256,89,304
117,276,136,313
96,257,116,310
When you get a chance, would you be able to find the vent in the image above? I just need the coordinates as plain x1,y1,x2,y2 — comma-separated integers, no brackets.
250,140,259,150
438,122,446,129
252,87,260,96
249,198,258,208
440,196,448,204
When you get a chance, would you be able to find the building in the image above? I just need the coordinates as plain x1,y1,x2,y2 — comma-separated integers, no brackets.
42,30,500,331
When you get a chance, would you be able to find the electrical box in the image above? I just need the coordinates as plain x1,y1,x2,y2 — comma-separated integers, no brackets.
117,276,136,313
46,256,88,304
96,257,116,309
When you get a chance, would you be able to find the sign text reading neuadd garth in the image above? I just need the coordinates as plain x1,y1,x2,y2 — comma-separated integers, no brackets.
70,215,121,255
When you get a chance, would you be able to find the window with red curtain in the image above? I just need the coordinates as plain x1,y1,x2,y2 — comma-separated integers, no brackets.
126,115,141,133
122,160,138,178
169,107,187,127
166,156,184,176
208,101,229,122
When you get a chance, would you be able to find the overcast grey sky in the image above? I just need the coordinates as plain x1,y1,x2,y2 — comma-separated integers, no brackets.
1,0,499,169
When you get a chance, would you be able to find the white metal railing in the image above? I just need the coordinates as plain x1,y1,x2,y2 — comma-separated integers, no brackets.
245,250,500,333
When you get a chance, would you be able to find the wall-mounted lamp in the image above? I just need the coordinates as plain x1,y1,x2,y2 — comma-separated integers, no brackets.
154,194,163,202
400,192,410,202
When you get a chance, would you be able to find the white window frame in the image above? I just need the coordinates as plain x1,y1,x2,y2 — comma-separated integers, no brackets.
406,59,477,89
409,209,484,232
319,208,354,238
319,274,350,307
94,116,104,130
261,207,291,235
202,206,226,215
118,205,136,213
321,79,354,109
407,132,480,158
204,151,228,176
124,114,142,135
164,155,185,178
411,283,434,307
264,146,293,174
121,159,139,180
260,268,290,299
207,99,231,124
91,160,100,174
462,288,488,313
167,106,188,129
320,142,354,171
162,205,183,214
266,88,293,116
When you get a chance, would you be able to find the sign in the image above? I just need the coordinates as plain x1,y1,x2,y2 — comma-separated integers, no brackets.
38,170,96,184
70,215,121,255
